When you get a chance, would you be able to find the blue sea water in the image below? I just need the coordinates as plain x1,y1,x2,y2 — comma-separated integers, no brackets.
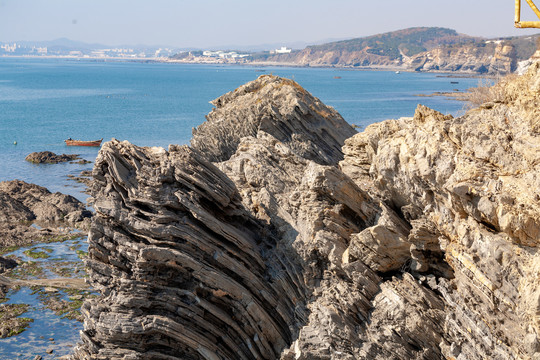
0,58,479,200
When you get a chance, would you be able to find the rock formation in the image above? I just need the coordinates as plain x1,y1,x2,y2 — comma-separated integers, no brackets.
74,73,540,359
248,27,540,74
260,42,520,74
0,180,91,248
191,74,356,164
25,151,81,164
406,41,518,74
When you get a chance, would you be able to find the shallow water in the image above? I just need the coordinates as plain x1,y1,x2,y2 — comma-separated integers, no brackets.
0,238,90,358
8,238,86,263
1,287,83,359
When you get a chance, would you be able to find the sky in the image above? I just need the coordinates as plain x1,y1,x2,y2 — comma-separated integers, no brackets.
1,0,540,48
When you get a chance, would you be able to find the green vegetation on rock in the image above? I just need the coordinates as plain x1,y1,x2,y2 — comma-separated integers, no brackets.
0,245,21,256
23,248,52,259
0,303,34,338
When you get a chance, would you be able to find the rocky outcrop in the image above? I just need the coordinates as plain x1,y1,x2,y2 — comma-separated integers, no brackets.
517,49,540,74
261,42,520,74
25,151,81,164
341,64,540,358
191,75,356,164
0,257,17,274
74,72,540,359
407,41,518,74
0,180,91,248
253,27,480,71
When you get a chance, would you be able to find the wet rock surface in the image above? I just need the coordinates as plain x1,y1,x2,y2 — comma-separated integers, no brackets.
0,180,91,249
74,73,540,359
0,302,34,339
0,179,94,357
25,151,81,164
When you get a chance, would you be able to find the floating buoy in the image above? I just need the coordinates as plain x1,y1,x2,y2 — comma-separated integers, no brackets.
13,141,17,145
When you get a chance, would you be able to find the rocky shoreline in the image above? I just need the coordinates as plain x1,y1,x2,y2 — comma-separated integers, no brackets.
71,68,540,360
1,64,538,358
0,179,91,249
0,178,94,358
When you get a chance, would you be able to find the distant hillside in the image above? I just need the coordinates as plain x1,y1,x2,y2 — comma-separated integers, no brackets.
251,27,540,74
307,27,478,59
407,35,540,73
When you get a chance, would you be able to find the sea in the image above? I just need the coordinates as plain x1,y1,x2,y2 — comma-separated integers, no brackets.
0,57,480,201
0,57,479,358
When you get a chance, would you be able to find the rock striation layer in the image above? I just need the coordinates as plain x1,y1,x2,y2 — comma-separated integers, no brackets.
74,73,540,359
406,41,518,73
191,74,356,164
255,29,534,74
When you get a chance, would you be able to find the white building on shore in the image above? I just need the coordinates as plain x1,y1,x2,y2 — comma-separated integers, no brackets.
202,50,250,59
1,43,18,52
275,46,292,54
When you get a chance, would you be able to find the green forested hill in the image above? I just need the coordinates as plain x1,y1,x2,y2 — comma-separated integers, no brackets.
307,27,479,59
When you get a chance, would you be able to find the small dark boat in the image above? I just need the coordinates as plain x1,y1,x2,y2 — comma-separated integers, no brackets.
65,138,103,147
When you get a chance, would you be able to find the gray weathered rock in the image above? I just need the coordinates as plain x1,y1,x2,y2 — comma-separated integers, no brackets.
25,151,80,164
0,180,91,248
74,70,540,360
340,64,540,359
191,75,357,165
406,41,517,74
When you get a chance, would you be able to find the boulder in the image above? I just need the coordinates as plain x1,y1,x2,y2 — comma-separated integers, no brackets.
25,151,80,164
0,180,91,248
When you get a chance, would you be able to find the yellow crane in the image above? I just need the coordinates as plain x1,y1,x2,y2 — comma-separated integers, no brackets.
515,0,540,28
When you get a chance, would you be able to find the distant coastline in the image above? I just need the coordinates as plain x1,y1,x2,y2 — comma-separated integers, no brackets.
4,27,540,75
0,55,495,76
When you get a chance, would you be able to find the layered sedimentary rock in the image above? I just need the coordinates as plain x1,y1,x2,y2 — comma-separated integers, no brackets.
257,34,527,74
191,74,356,164
74,73,540,359
406,42,518,74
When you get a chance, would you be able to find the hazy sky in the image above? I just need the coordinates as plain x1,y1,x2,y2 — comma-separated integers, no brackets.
1,0,539,48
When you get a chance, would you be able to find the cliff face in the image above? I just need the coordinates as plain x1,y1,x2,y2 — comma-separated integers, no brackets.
255,29,540,74
265,48,403,68
407,42,518,73
74,72,540,359
263,42,519,74
259,27,479,70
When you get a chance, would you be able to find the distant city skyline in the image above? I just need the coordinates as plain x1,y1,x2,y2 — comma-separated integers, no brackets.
1,0,540,49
